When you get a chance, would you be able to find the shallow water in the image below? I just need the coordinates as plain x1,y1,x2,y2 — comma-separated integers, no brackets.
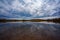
0,22,60,40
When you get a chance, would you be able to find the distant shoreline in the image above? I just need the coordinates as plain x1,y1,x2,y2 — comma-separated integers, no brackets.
0,18,60,23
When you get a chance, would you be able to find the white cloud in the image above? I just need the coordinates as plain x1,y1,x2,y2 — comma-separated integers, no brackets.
0,0,21,18
23,0,32,3
0,0,60,18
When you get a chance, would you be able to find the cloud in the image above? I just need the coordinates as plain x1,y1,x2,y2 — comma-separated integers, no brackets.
0,0,60,18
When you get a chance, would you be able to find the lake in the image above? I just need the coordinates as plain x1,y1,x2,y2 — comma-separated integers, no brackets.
0,22,60,40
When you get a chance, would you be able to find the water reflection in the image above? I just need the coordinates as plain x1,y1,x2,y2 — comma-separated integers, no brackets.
0,22,60,40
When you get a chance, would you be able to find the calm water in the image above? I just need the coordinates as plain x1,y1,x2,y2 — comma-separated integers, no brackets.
0,22,60,40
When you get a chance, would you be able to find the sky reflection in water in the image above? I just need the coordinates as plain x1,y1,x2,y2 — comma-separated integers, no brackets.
0,22,60,40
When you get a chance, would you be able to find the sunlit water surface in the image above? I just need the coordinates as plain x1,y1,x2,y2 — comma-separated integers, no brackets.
0,22,60,40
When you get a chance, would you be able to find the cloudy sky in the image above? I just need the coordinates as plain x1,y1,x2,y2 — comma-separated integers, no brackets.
0,0,60,19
